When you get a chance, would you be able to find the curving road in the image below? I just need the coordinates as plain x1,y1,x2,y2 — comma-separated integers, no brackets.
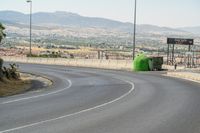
0,63,200,133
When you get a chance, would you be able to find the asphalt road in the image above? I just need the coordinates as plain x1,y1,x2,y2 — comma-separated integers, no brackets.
0,63,200,133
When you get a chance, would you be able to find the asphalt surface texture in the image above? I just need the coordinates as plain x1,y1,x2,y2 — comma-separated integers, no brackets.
0,63,200,133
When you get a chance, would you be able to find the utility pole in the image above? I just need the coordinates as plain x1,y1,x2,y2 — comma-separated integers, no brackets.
133,0,137,60
27,0,32,56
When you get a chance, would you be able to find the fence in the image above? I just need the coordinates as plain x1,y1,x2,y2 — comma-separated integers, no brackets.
2,56,133,71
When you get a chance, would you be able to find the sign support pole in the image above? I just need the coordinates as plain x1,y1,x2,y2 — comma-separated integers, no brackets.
172,44,175,65
167,44,169,65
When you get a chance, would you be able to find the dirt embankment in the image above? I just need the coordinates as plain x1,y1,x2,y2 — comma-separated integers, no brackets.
0,73,52,97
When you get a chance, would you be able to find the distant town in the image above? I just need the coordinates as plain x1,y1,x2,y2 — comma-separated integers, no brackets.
0,11,200,64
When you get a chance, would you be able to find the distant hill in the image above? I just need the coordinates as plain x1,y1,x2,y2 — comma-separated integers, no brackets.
0,10,133,32
0,11,28,23
178,26,200,35
136,24,189,35
0,10,199,36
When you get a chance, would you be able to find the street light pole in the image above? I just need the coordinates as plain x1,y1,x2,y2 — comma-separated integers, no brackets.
133,0,137,60
27,0,32,56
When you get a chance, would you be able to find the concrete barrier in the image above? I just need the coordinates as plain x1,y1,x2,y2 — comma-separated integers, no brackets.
2,56,133,71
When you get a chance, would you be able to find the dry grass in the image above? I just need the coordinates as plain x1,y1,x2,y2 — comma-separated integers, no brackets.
17,46,98,55
0,78,31,97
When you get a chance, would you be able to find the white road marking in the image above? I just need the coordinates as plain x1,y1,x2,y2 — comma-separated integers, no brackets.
0,79,72,104
0,79,134,133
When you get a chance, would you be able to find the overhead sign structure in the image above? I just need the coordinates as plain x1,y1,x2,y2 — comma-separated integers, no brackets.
167,38,194,45
166,38,194,66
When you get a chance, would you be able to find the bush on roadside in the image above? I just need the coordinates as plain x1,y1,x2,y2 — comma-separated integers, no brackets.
0,58,4,80
0,58,20,80
9,64,20,79
27,52,61,58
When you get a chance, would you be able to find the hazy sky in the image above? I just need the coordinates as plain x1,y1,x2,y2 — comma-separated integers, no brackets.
0,0,199,27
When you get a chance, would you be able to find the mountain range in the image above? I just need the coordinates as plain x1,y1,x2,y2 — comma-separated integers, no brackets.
0,10,199,36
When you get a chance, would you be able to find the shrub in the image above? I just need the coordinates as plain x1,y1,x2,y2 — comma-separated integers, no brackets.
0,58,3,79
9,64,20,79
0,58,3,68
1,63,20,80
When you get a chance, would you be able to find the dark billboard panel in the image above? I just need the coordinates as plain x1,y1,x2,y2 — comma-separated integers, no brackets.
167,38,193,45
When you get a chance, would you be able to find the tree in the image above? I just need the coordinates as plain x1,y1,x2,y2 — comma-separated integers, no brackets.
0,22,6,44
0,23,6,79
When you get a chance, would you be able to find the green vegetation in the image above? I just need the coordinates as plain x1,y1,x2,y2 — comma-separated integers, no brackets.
27,51,61,58
3,64,20,80
0,60,20,81
0,24,30,97
0,22,6,44
0,23,8,80
0,59,31,97
0,58,4,79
